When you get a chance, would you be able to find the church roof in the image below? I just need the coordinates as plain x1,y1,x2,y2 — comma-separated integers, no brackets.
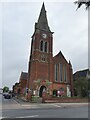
35,2,51,32
20,72,28,80
54,51,69,64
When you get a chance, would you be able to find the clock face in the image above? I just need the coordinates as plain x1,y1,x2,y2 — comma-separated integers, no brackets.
42,33,47,39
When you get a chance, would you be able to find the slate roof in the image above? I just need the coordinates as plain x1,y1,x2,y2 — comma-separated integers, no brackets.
20,72,28,80
35,2,51,32
73,69,90,80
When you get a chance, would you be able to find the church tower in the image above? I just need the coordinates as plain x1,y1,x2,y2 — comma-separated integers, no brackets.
27,3,54,96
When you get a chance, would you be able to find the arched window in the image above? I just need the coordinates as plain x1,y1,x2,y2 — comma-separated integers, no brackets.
40,41,43,51
60,63,62,82
64,65,67,82
44,42,48,52
40,40,48,53
55,64,59,82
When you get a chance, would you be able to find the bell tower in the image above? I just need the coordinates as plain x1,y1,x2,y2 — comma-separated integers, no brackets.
27,3,54,91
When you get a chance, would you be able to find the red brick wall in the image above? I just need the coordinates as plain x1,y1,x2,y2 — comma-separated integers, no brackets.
44,97,88,103
21,79,27,88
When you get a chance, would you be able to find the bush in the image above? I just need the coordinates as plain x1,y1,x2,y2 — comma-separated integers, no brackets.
31,95,39,102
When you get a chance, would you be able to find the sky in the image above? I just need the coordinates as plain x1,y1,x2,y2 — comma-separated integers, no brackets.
0,0,88,89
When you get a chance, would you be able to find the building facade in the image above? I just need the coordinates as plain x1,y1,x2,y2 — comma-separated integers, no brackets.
27,3,74,98
19,72,27,95
13,72,27,96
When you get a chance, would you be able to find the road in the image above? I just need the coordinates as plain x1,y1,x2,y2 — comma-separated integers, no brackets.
1,94,89,119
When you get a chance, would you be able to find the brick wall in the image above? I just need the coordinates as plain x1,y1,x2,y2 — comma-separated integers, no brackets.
43,97,88,103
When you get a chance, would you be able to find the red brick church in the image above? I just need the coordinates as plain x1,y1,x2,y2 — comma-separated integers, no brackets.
26,3,74,99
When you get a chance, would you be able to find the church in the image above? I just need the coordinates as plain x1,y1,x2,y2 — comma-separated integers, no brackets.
26,3,74,99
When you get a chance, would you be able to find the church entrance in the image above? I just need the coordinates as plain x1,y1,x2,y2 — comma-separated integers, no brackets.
39,86,46,97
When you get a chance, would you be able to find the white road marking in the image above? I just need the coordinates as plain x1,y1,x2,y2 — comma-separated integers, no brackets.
21,103,62,108
15,115,39,118
1,115,39,119
51,104,62,108
12,99,21,105
21,105,32,106
21,105,38,108
0,117,7,119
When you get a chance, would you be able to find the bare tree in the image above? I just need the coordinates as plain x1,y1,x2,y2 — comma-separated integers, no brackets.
74,0,90,10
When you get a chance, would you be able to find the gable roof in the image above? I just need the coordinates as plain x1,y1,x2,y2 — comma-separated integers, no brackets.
54,51,69,64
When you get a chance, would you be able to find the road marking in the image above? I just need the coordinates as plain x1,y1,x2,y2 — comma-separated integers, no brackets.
1,115,39,119
52,104,62,108
21,105,32,106
15,115,39,118
21,105,38,108
0,117,7,119
12,99,21,105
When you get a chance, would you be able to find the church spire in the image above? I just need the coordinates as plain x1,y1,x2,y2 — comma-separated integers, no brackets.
35,2,51,32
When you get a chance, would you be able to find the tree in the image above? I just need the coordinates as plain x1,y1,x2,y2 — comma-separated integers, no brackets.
3,86,9,93
74,0,90,10
88,78,90,90
74,77,88,97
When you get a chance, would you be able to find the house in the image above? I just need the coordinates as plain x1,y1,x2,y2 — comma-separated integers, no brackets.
73,69,90,80
13,82,21,95
19,72,28,95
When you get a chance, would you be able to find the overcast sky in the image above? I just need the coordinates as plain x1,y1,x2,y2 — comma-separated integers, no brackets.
1,0,88,89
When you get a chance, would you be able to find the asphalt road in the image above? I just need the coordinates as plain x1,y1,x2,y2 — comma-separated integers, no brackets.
1,94,89,119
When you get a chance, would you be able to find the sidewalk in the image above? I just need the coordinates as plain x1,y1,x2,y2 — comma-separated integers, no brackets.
13,97,88,109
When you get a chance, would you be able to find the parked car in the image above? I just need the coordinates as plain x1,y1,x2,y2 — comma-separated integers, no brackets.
3,92,7,96
3,92,11,99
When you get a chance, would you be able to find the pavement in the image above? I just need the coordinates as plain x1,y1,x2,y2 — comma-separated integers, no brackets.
10,97,88,110
1,94,88,110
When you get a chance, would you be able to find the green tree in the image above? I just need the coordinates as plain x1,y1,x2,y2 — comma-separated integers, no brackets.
88,78,90,90
74,77,88,97
3,86,9,93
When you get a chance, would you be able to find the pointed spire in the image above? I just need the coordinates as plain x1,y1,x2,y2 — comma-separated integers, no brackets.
35,2,51,32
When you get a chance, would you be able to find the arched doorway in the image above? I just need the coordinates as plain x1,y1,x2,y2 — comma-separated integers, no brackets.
39,86,46,97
